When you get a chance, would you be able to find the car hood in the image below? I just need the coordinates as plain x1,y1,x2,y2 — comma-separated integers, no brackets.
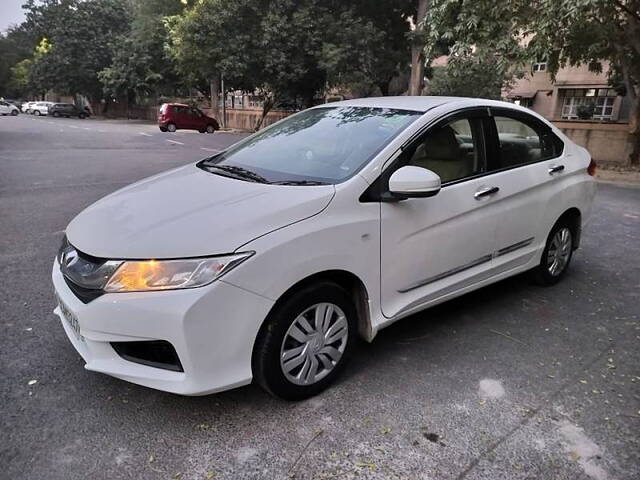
66,164,335,259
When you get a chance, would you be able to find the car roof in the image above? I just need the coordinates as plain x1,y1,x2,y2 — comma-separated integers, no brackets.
315,96,531,114
317,96,471,112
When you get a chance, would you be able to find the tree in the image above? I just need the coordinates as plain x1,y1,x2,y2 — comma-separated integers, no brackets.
428,55,509,99
167,0,266,120
99,0,186,106
408,0,429,95
0,25,37,97
424,0,640,165
22,0,131,101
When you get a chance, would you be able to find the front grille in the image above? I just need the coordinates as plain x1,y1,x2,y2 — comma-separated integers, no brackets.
111,340,184,372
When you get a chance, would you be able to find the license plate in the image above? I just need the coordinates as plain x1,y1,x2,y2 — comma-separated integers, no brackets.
57,295,83,342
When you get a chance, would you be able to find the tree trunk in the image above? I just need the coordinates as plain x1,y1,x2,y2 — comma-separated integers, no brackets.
408,0,429,96
629,99,640,166
255,94,274,131
210,75,220,121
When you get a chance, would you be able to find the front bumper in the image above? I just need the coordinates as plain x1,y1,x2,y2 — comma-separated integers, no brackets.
52,260,274,395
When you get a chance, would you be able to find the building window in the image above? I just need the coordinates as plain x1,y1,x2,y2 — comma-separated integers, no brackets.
561,88,617,120
532,61,547,72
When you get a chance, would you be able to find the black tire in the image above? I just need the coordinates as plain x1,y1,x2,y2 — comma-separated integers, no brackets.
159,126,167,132
253,281,357,400
532,219,575,286
11,110,18,116
78,113,86,119
52,112,60,117
33,110,41,116
206,124,215,134
167,123,177,132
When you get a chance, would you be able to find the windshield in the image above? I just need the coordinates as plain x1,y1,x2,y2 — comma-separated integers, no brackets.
198,106,422,184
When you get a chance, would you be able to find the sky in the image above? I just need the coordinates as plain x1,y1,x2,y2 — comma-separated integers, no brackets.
0,0,26,33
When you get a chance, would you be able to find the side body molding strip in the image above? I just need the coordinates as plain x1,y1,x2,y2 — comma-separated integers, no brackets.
397,237,535,293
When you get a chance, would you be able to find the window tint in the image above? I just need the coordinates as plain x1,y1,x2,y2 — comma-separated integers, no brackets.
405,118,483,183
494,116,561,169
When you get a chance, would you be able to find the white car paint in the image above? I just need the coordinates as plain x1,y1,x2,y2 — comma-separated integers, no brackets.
0,101,19,115
52,96,596,395
31,101,53,115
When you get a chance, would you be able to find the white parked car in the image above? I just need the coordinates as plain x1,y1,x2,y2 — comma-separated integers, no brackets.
0,100,20,116
31,101,53,116
53,97,596,399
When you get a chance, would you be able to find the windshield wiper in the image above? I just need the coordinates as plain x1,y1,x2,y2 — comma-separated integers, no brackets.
200,164,269,184
270,180,329,186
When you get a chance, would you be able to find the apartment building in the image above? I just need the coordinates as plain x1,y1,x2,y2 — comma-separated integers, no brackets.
506,61,632,164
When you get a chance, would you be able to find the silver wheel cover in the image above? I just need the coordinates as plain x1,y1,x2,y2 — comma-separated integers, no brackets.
280,303,348,386
547,227,572,276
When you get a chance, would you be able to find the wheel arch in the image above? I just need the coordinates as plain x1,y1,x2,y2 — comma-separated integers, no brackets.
255,269,373,347
555,207,582,249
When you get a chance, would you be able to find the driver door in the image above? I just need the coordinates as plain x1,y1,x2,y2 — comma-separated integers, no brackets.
380,109,500,318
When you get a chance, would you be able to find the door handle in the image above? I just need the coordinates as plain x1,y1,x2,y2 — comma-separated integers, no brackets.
474,186,500,199
548,165,565,174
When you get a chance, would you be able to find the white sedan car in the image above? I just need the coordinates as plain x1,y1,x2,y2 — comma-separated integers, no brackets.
31,101,53,116
53,97,596,399
0,100,20,116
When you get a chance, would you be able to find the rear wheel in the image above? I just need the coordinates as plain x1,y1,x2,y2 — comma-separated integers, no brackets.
33,110,41,116
78,113,86,119
206,124,215,134
11,110,18,116
52,112,60,117
532,220,574,285
253,282,357,400
166,123,177,132
159,126,167,132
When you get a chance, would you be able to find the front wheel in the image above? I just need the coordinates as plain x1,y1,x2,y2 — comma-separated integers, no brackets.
253,282,357,400
78,113,86,119
33,110,41,116
166,123,177,133
52,112,60,117
205,124,215,134
11,110,18,116
532,221,574,285
159,126,167,132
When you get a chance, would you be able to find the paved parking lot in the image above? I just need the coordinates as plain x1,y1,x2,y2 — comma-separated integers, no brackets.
1,114,639,479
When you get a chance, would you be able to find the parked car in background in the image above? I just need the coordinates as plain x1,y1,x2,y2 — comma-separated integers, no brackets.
0,100,20,116
22,101,35,113
49,103,89,119
158,103,219,133
53,97,596,400
31,101,54,116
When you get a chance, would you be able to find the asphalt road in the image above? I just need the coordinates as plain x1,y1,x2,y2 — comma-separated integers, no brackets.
1,113,639,480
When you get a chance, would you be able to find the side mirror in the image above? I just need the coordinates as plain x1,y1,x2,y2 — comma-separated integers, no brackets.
388,165,441,199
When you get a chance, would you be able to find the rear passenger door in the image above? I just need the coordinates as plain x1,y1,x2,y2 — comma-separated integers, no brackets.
485,108,566,272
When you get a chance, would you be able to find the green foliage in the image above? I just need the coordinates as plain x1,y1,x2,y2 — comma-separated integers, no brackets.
99,0,186,103
576,103,595,120
424,0,640,163
0,25,37,97
22,0,131,100
428,58,507,100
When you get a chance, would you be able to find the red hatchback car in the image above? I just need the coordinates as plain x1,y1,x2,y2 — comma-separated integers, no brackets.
158,103,220,133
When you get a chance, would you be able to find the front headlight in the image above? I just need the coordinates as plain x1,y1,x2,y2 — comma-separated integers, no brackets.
103,253,253,293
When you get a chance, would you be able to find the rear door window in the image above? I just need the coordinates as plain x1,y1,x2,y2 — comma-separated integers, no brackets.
490,113,564,170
